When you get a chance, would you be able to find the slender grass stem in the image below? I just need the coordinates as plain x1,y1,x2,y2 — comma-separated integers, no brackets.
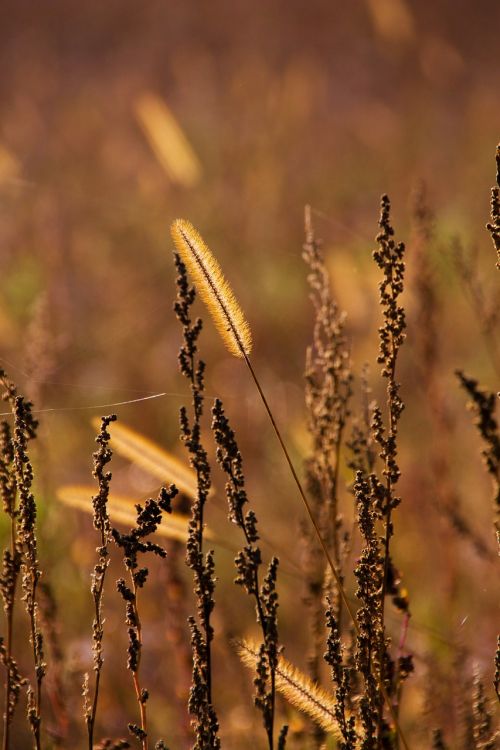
131,586,148,750
243,352,410,750
244,353,358,631
2,515,19,750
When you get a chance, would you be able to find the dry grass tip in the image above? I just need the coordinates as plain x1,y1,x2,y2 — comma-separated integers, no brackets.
237,639,342,737
170,219,252,358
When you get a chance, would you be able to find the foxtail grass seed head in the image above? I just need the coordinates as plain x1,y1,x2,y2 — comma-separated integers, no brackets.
237,639,341,737
170,219,252,358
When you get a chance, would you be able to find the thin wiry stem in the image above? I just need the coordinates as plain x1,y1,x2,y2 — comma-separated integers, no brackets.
130,584,147,750
85,415,116,750
2,511,20,750
244,352,358,630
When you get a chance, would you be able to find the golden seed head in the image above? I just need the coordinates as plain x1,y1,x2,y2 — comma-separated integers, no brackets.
171,219,252,358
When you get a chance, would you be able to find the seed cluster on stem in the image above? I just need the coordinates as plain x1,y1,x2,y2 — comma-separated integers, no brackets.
0,370,45,750
174,252,220,749
113,485,177,749
85,414,117,750
212,398,287,749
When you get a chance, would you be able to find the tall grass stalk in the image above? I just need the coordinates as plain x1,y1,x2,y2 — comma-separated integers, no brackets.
84,414,116,750
174,252,221,749
0,370,45,750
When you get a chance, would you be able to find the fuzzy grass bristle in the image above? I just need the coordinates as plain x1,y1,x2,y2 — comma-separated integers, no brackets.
237,638,342,737
170,218,252,358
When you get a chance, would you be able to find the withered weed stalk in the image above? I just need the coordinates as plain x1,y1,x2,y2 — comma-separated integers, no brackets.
113,483,177,749
0,370,45,750
301,204,353,747
174,252,220,749
212,398,287,749
455,371,500,551
85,414,117,750
486,144,500,268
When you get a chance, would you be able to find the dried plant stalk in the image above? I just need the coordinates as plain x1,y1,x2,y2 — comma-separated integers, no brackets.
85,414,116,750
302,205,353,746
57,486,197,544
486,144,500,268
90,418,199,499
0,377,26,750
212,399,286,748
456,371,500,550
113,486,177,750
371,195,409,743
174,252,221,749
0,370,45,750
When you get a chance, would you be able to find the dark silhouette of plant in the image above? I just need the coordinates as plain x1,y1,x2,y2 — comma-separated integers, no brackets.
212,397,287,749
0,369,45,750
456,371,500,550
84,414,117,750
486,144,500,268
174,251,220,749
113,485,177,749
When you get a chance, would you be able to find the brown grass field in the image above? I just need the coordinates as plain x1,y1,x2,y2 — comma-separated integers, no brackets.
0,2,499,748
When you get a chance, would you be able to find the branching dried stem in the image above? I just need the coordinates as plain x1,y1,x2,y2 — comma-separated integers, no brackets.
324,606,358,749
0,378,25,750
174,252,220,749
486,144,500,269
212,399,286,749
302,205,353,746
373,195,410,745
303,206,353,602
0,370,45,750
85,414,117,750
291,206,417,748
455,371,500,551
113,486,176,750
347,365,376,480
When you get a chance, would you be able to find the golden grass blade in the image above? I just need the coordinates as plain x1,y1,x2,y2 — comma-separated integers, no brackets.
90,418,198,500
237,639,342,737
135,92,202,188
56,485,200,543
170,219,252,358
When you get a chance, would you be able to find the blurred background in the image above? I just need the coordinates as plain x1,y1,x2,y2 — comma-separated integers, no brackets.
0,0,499,747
